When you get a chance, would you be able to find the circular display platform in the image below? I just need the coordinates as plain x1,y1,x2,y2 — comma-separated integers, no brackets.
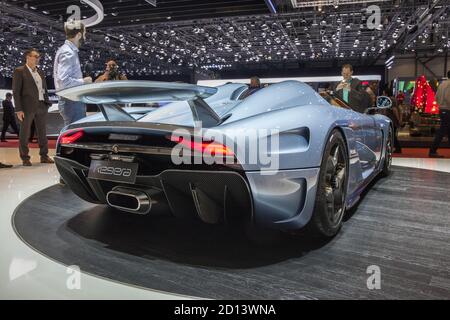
12,166,450,299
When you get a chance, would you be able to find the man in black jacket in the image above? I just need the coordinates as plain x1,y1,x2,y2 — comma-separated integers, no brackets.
334,64,371,113
1,93,20,142
12,48,54,166
241,76,262,99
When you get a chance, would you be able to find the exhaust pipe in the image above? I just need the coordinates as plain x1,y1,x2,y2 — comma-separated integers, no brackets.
106,187,152,215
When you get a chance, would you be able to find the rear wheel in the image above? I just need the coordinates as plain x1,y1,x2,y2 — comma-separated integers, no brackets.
306,130,348,238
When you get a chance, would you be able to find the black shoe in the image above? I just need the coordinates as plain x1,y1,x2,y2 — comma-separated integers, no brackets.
22,160,32,166
0,163,13,169
429,152,444,158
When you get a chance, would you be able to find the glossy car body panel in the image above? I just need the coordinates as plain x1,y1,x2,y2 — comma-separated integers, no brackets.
56,80,392,231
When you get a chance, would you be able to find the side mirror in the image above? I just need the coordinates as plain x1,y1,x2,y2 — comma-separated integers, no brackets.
377,96,393,109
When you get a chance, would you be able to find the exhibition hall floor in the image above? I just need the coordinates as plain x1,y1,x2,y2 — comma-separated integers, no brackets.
1,147,450,299
0,148,187,300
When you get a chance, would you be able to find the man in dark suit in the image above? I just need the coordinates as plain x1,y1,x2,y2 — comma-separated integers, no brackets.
241,76,262,99
12,48,54,166
1,92,19,142
334,64,371,113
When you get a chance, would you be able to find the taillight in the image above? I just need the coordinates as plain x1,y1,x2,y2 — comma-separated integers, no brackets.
170,136,234,157
60,129,84,145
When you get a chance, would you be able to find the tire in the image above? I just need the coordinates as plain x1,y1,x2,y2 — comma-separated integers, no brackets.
381,127,393,177
306,129,349,238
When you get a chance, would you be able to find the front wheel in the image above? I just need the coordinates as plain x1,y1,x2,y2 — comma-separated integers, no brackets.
306,129,349,238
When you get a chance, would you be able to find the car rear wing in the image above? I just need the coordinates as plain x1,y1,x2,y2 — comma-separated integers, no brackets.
56,80,221,125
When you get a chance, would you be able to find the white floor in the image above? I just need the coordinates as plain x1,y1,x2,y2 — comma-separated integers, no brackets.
0,147,449,299
392,157,450,173
0,148,190,300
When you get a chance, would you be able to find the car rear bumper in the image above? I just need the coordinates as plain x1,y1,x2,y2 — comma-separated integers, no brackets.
54,156,253,225
245,168,320,230
56,155,320,231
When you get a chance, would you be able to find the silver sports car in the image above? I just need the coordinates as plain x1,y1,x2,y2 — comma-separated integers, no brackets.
54,80,393,238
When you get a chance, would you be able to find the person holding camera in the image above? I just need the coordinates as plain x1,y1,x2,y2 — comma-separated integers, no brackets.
95,60,128,83
334,64,371,113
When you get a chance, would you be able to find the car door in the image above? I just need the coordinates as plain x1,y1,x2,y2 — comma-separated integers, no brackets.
358,113,380,175
322,92,380,178
340,106,378,179
365,114,383,163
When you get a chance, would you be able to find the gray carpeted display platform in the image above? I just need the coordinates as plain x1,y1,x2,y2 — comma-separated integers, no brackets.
12,166,450,299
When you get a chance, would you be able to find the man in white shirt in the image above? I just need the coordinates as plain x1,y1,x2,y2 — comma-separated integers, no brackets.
12,49,54,166
54,21,92,126
429,71,450,158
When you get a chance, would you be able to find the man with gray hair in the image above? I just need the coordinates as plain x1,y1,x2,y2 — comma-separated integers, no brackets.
12,48,54,166
241,76,262,99
54,21,92,126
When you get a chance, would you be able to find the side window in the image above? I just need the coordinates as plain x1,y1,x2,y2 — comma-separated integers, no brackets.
230,87,249,100
320,92,350,109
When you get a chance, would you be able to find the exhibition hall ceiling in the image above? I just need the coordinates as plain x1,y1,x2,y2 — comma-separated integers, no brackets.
6,0,271,26
0,0,449,78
